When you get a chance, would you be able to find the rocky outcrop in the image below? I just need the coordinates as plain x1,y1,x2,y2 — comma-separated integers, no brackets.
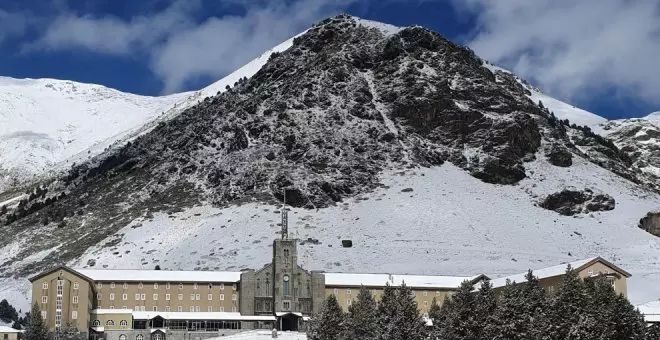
539,189,615,216
639,212,660,237
546,144,573,167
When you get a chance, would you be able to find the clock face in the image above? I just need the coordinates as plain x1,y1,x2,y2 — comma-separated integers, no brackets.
283,275,289,282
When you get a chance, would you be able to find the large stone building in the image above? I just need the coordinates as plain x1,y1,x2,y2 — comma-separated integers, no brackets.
28,233,630,340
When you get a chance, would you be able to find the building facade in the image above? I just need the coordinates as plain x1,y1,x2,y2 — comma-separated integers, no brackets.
28,237,630,340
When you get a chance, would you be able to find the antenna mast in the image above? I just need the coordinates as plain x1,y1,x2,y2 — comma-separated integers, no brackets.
281,188,288,240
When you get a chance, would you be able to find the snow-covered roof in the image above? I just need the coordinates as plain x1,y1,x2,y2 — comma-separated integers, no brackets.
489,257,627,289
131,311,275,321
91,309,134,315
0,326,22,333
637,300,660,323
76,269,242,283
324,272,481,289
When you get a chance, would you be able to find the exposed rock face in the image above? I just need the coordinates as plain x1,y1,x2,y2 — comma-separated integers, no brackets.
0,15,637,276
639,212,660,237
539,189,615,216
546,144,573,167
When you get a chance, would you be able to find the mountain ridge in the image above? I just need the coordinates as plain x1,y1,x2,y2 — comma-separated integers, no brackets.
0,14,659,313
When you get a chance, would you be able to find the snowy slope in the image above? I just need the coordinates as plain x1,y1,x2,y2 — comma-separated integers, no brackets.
644,111,660,128
0,78,186,191
0,33,306,195
0,154,650,312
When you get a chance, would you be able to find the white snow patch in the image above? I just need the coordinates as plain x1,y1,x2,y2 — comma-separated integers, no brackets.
354,17,402,36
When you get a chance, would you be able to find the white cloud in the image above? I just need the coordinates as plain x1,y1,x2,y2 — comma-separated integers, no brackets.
457,0,660,108
23,0,353,93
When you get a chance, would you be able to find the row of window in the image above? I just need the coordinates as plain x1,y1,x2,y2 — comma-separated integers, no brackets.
331,288,441,297
42,296,79,304
96,293,237,301
97,282,237,290
43,282,79,290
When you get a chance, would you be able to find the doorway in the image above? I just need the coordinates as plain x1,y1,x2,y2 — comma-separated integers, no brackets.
280,313,299,331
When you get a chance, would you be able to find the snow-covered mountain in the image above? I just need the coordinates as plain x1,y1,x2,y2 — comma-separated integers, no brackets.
1,15,660,314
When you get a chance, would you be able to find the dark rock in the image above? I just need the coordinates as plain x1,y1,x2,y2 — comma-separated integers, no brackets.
639,212,660,237
401,188,413,192
86,259,96,267
539,189,615,216
341,240,353,248
546,144,573,167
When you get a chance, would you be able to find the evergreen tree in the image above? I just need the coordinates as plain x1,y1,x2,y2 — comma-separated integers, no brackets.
647,323,660,340
0,298,18,323
307,294,345,340
434,280,481,340
381,282,426,340
343,286,378,340
544,265,585,340
473,279,497,337
25,302,49,340
377,282,398,339
54,322,86,340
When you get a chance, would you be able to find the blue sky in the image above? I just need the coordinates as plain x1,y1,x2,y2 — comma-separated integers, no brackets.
0,0,658,119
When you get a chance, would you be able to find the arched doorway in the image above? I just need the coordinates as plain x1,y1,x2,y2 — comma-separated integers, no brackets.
151,330,165,340
279,313,300,331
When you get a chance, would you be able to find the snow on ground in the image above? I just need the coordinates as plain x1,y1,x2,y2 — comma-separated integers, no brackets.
354,17,403,36
24,153,653,310
644,111,660,128
209,330,307,339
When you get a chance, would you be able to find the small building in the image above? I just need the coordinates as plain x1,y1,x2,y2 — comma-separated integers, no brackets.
0,326,22,340
488,257,630,296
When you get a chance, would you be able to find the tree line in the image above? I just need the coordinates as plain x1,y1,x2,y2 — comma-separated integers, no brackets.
308,266,660,340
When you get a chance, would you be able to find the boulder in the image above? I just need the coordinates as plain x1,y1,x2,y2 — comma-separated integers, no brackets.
539,189,615,216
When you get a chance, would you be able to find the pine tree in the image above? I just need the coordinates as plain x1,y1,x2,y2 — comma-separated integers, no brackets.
25,302,49,340
544,265,585,340
473,280,497,339
343,286,378,340
377,282,398,339
434,280,480,340
54,322,86,340
307,294,345,340
379,282,426,340
646,323,660,340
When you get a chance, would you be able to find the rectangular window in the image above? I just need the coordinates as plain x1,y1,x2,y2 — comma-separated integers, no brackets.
177,306,183,312
109,293,115,301
423,291,428,297
436,291,441,296
333,288,338,295
208,306,213,312
72,311,77,319
195,306,200,312
97,283,102,289
138,283,143,289
220,283,225,290
135,306,139,311
97,293,102,301
283,301,290,310
346,289,351,295
219,294,224,301
135,293,140,300
166,294,170,301
190,294,195,301
41,296,47,303
72,296,78,304
232,294,237,301
219,306,224,312
178,294,183,301
140,294,146,300
232,306,237,313
123,283,127,289
193,283,198,290
208,294,212,301
166,283,170,290
232,284,237,290
195,294,200,301
208,283,213,289
110,282,115,289
154,283,159,289
153,306,158,311
140,306,145,311
165,306,171,312
122,294,127,301
153,294,158,301
347,299,352,306
179,283,183,289
73,282,79,290
43,282,48,289
41,311,47,319
190,306,194,312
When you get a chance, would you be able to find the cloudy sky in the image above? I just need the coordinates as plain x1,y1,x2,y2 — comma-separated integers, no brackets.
0,0,658,119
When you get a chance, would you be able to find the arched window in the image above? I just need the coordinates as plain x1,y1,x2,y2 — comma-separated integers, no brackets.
119,335,127,340
136,335,144,340
92,320,100,327
106,320,115,326
120,320,127,326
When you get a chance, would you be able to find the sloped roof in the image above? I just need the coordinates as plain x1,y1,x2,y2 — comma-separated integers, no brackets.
28,265,95,285
131,311,274,321
489,257,630,289
324,272,485,289
637,300,660,323
76,269,242,283
0,326,22,333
